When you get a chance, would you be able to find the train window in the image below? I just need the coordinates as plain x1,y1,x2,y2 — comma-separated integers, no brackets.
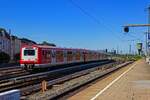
76,51,80,56
56,51,63,57
67,51,72,55
89,52,92,58
24,50,35,56
67,51,73,58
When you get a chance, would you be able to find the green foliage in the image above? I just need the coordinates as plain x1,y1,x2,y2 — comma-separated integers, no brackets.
125,55,142,61
40,41,56,47
0,52,10,63
14,53,20,62
112,54,142,62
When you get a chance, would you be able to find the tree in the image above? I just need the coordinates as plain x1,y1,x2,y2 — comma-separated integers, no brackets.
0,52,10,63
20,38,37,44
40,41,56,47
14,53,20,62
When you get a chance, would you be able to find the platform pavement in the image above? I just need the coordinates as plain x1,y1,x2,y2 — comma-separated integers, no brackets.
68,59,150,100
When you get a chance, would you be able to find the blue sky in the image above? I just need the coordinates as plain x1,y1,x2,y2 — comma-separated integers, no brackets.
0,0,149,53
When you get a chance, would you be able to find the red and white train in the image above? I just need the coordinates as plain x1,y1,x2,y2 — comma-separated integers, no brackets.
20,45,108,70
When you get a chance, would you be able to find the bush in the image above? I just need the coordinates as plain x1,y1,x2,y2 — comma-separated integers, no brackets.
0,52,10,63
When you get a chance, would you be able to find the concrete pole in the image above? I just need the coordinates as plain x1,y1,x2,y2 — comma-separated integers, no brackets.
147,6,150,56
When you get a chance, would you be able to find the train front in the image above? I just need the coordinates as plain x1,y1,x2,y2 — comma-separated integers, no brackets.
20,45,39,70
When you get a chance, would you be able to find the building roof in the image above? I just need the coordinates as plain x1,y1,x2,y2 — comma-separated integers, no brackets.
0,28,10,39
11,35,18,40
20,38,37,44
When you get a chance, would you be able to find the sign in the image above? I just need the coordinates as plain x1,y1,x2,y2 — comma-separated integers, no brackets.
136,43,142,50
0,90,20,100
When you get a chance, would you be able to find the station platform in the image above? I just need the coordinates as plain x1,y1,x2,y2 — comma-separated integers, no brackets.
68,59,150,100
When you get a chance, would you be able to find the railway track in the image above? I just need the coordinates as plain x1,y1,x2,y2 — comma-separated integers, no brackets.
0,66,30,81
27,61,132,100
0,60,114,94
0,60,109,81
0,61,92,81
0,66,20,72
0,60,130,100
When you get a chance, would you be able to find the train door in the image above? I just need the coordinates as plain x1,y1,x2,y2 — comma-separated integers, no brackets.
81,51,86,62
73,50,76,62
98,53,101,60
84,51,89,62
67,50,73,63
89,51,92,61
75,50,81,62
83,51,86,62
64,49,67,64
92,52,95,61
47,49,52,63
51,49,56,64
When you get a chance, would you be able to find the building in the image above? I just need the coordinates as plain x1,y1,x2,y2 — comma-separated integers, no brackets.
0,28,11,56
0,28,37,61
10,35,21,60
10,37,36,61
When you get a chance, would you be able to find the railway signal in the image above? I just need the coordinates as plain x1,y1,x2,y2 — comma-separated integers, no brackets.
123,24,150,33
124,27,129,33
123,6,150,56
123,24,150,56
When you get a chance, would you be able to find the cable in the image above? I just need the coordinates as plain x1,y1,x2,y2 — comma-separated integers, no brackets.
68,0,126,41
123,32,143,41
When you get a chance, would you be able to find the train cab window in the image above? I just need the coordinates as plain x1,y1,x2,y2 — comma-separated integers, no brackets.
24,50,35,56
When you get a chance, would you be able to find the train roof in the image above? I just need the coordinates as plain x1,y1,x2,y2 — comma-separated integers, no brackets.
21,44,108,54
22,44,87,51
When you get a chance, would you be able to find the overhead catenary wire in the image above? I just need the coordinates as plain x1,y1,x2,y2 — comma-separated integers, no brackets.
68,0,146,54
123,32,144,41
68,0,131,42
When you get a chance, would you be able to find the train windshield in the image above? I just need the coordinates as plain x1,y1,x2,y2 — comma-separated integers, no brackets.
24,50,35,56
